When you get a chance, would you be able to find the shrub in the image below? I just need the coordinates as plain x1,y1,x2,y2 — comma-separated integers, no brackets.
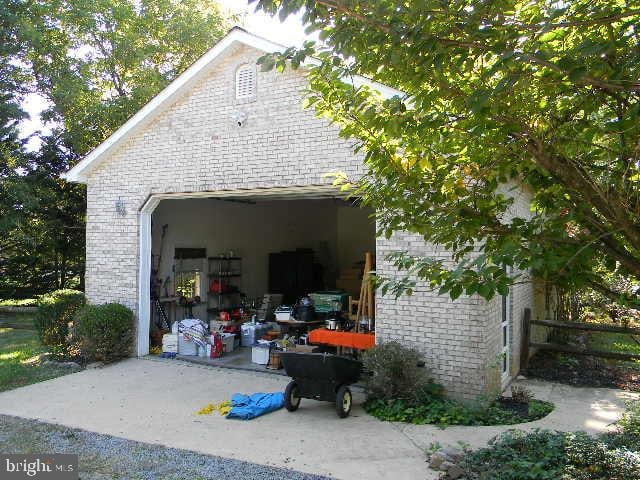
605,400,640,451
564,432,640,480
460,429,566,480
459,422,640,480
75,303,134,363
34,289,85,357
510,385,534,404
362,341,437,402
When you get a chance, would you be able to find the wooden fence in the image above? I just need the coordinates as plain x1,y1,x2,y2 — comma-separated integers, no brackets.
521,307,640,370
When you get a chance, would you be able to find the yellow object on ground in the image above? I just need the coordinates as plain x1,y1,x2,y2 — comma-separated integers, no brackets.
197,401,231,416
149,346,162,355
197,403,215,415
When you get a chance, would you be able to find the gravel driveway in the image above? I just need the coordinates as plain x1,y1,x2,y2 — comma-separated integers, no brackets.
0,414,330,480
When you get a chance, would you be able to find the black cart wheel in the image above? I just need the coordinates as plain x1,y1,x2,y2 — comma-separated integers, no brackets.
285,381,301,412
335,385,352,418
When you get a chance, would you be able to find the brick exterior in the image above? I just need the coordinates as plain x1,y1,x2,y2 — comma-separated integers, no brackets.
376,238,492,400
82,42,537,400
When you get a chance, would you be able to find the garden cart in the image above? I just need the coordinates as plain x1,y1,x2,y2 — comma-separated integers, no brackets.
280,352,362,418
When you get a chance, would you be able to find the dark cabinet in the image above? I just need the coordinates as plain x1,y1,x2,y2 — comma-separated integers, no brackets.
269,250,315,304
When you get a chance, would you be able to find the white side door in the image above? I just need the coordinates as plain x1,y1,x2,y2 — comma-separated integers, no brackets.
501,273,512,387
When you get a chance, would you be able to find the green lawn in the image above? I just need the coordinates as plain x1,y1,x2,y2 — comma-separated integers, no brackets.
587,331,640,373
0,327,70,392
588,331,640,356
0,298,38,307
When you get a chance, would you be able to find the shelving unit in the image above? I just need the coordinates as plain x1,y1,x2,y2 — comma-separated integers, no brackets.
207,256,242,318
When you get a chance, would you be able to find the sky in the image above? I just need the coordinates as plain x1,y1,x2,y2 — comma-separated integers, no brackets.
220,0,311,46
19,0,312,150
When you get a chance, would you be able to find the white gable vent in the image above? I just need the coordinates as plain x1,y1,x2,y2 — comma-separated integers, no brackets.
235,64,256,100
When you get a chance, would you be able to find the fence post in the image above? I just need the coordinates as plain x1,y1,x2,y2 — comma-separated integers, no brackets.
521,308,531,373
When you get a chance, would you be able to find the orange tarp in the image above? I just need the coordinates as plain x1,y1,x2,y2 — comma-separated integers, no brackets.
308,328,375,350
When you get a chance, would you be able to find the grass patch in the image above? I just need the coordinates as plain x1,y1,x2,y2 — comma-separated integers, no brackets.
365,396,554,427
0,327,70,392
588,332,640,358
0,312,36,329
0,298,38,307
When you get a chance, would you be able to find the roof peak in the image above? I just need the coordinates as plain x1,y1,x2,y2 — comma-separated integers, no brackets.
63,28,401,183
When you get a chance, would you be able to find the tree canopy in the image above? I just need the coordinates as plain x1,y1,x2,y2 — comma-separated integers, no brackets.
0,0,231,297
254,0,640,307
20,0,231,155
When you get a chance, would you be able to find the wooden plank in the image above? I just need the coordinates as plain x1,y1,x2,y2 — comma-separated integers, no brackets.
530,342,640,361
366,252,374,321
531,318,640,335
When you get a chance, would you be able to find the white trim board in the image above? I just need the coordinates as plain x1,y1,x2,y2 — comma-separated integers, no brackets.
137,211,152,356
63,27,404,184
139,184,347,213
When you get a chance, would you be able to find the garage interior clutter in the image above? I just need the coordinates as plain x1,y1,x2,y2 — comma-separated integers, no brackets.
150,196,377,371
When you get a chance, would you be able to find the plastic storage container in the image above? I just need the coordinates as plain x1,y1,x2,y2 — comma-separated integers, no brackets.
251,344,271,365
221,333,235,353
241,323,269,347
178,333,198,356
309,291,349,313
162,333,178,353
275,306,293,321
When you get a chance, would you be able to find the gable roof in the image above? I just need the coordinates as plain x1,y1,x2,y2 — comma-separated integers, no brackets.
63,27,403,183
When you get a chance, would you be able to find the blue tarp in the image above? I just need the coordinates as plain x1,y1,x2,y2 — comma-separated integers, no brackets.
226,392,285,420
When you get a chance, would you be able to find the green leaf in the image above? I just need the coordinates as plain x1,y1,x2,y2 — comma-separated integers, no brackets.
450,284,463,300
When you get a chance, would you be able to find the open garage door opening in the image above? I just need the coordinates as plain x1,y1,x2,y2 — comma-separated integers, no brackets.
148,192,375,370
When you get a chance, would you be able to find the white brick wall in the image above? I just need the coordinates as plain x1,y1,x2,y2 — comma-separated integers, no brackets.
83,43,536,400
85,43,363,306
376,234,492,400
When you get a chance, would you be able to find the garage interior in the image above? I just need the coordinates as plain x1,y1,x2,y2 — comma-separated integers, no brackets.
149,194,377,372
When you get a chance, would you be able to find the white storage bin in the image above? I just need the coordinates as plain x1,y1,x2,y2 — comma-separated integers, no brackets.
162,334,178,353
178,333,197,356
251,345,270,365
162,333,178,344
274,306,293,321
221,333,235,353
210,320,225,332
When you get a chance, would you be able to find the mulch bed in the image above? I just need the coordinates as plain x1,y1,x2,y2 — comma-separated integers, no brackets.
498,397,531,416
526,350,640,392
